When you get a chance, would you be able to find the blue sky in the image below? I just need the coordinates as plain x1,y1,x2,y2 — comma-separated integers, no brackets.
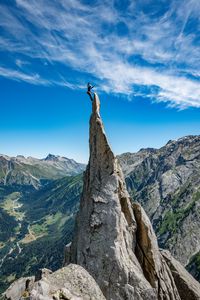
0,0,200,162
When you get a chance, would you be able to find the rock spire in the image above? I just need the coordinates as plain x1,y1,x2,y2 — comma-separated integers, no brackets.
67,93,190,299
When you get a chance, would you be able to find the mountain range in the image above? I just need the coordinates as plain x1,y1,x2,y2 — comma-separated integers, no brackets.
118,135,200,281
0,153,85,188
0,135,200,293
0,155,84,293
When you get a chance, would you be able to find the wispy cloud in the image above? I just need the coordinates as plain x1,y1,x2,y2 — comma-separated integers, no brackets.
0,0,200,108
0,66,80,89
0,66,49,85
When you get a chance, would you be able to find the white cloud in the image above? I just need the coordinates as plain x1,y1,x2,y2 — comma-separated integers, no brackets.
0,0,199,108
0,66,50,85
0,66,78,89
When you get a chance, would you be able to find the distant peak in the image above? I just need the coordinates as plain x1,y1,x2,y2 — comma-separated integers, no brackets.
16,155,25,159
44,154,59,161
139,147,156,153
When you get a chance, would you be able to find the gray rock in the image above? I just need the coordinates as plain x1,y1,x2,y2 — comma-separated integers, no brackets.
2,276,34,300
67,94,181,300
162,250,200,300
30,264,105,300
133,202,180,299
118,135,200,272
64,242,72,266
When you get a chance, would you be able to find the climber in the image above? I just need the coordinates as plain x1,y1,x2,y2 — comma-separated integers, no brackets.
87,82,95,101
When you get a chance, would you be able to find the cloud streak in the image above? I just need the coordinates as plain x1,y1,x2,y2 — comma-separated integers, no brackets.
0,66,50,85
0,0,200,108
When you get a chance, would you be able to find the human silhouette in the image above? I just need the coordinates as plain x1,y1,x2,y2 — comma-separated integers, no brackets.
87,82,95,101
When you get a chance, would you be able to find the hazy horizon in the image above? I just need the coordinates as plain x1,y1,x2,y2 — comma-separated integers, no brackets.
1,132,199,164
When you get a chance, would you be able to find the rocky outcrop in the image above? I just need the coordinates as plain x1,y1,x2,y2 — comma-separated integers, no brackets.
2,264,105,300
162,250,200,300
2,276,35,300
30,264,105,300
118,136,200,270
66,94,185,300
133,203,180,299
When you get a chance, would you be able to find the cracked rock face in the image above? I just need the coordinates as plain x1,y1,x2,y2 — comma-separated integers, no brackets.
67,94,183,300
133,203,181,300
161,250,200,300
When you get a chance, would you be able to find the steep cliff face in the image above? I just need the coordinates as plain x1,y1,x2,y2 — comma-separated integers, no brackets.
132,203,180,299
67,94,190,300
118,136,200,268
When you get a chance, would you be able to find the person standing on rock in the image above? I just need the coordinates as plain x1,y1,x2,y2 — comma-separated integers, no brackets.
87,82,95,101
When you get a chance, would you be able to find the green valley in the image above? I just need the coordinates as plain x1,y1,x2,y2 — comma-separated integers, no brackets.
0,174,83,293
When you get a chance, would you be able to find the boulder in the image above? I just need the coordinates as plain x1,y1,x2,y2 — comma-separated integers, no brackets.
2,276,34,300
30,264,105,300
